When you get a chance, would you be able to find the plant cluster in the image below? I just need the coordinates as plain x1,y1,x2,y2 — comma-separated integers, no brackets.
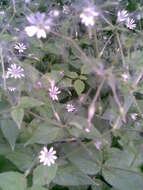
0,0,143,190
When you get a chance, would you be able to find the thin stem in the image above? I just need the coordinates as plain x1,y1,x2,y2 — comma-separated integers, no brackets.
27,111,62,128
88,78,105,130
0,48,6,91
116,32,126,67
113,69,143,129
99,34,114,57
12,0,16,13
101,14,114,28
94,29,100,57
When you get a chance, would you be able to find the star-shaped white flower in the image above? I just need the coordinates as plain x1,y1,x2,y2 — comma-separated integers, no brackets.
6,64,25,79
66,103,76,112
126,17,136,30
48,80,61,101
117,10,128,23
39,146,57,166
14,43,27,53
25,12,53,39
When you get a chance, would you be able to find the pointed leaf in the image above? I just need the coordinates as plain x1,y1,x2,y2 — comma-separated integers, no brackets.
28,187,48,190
0,172,27,190
11,108,24,129
33,164,57,186
19,97,44,109
0,119,19,150
53,165,95,186
74,79,85,95
25,125,60,145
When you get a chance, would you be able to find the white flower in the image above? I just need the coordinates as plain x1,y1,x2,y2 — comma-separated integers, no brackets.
94,141,102,150
121,73,129,82
6,64,25,79
49,10,60,17
85,128,90,133
39,146,57,166
130,113,138,121
8,87,16,92
137,14,141,20
49,80,61,101
126,17,136,30
14,43,27,53
80,7,99,27
63,5,70,14
117,10,128,23
25,0,31,3
25,12,53,39
66,103,76,112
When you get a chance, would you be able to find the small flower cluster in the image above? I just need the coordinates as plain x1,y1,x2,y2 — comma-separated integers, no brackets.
38,79,76,167
48,80,76,112
117,10,136,30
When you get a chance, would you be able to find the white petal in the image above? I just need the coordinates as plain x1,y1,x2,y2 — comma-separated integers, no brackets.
51,150,56,155
25,26,38,37
37,29,46,39
52,155,57,160
50,158,55,164
49,147,54,153
43,146,48,153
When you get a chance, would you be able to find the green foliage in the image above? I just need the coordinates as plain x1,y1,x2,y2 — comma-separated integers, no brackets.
0,172,27,190
11,108,24,129
0,0,143,190
25,123,62,145
0,120,19,150
53,165,95,186
33,164,57,186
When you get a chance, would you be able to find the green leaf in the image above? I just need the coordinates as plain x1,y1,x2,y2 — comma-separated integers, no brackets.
33,164,57,186
28,186,48,190
74,79,85,95
91,180,112,190
53,165,95,186
69,186,88,190
102,148,143,190
11,108,24,129
68,116,101,139
23,62,40,84
18,97,44,109
0,120,19,150
25,124,60,145
59,78,72,88
68,145,101,175
103,167,143,190
5,150,33,172
66,72,78,79
81,63,94,75
0,172,27,190
79,75,87,80
0,99,10,112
